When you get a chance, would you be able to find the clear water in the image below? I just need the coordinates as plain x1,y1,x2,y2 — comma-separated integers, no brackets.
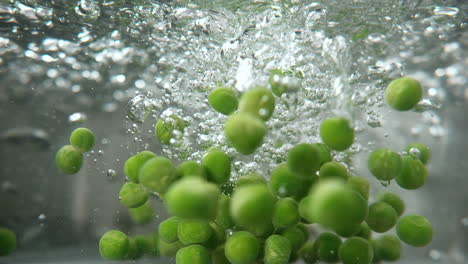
0,0,467,263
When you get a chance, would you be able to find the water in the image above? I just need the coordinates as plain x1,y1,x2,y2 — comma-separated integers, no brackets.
0,0,467,263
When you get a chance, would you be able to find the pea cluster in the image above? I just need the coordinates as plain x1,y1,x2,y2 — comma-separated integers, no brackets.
55,128,95,174
54,76,433,264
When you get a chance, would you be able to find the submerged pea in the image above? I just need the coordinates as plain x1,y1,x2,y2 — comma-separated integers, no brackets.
338,237,373,264
165,177,220,220
238,87,276,121
177,219,213,245
124,151,156,183
314,232,342,262
264,234,292,264
368,148,402,181
159,217,181,243
69,127,95,152
0,227,16,256
139,156,177,194
272,198,300,229
373,234,402,261
396,214,433,247
155,115,186,145
177,160,206,179
176,244,210,264
366,202,398,233
385,77,422,111
395,155,427,190
119,182,149,208
319,161,349,182
208,87,238,115
287,143,321,177
99,230,130,260
202,150,231,185
320,117,354,151
270,163,301,197
230,184,275,228
55,145,83,174
129,200,155,225
405,143,431,164
225,231,260,264
225,112,267,155
376,192,405,216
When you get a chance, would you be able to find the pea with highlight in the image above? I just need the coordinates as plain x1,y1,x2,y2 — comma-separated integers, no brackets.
238,87,276,121
124,151,156,183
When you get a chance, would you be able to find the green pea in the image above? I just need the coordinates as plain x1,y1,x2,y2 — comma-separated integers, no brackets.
366,202,398,233
155,114,186,145
0,227,16,256
236,172,267,187
124,151,156,183
405,143,431,164
165,177,220,219
395,155,427,190
176,244,210,264
313,143,333,166
319,161,349,182
314,232,342,262
202,150,231,185
230,184,275,228
225,113,267,155
212,245,230,264
178,219,213,245
347,176,370,200
298,241,317,264
272,198,300,229
376,192,405,216
69,127,95,152
298,195,315,224
208,87,238,115
270,163,301,197
139,156,177,194
334,222,362,238
99,230,130,260
127,237,144,260
129,200,155,224
368,148,402,181
338,237,373,264
293,175,319,202
215,194,235,229
245,221,275,238
238,87,276,121
132,235,156,257
55,145,83,174
396,215,433,247
280,226,307,256
264,235,292,264
177,160,206,179
296,223,310,241
373,234,402,261
119,182,149,208
287,143,321,177
385,77,422,111
320,117,354,151
159,239,184,257
159,217,181,243
204,222,226,250
225,231,260,264
355,222,372,240
269,69,293,96
306,180,368,233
